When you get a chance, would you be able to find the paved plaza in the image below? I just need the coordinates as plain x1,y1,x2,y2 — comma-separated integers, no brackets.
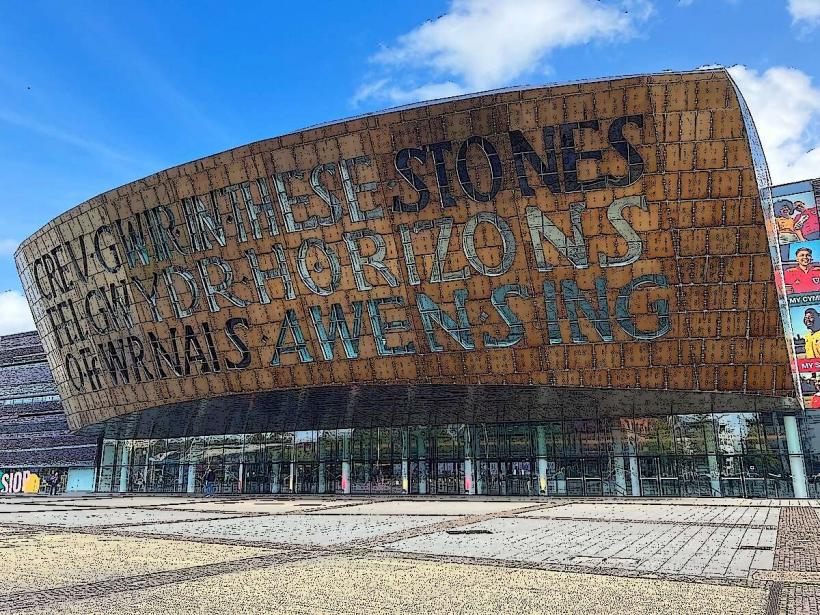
1,496,819,614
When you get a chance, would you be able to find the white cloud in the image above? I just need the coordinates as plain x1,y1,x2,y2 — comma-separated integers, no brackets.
0,239,18,255
729,65,820,184
0,290,35,336
788,0,820,29
355,0,652,105
352,80,467,107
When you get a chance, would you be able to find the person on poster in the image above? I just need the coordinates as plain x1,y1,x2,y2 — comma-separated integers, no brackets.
803,308,820,358
794,200,820,241
776,200,806,243
784,247,820,294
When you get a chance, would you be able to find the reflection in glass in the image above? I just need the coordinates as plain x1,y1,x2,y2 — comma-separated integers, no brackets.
92,411,803,499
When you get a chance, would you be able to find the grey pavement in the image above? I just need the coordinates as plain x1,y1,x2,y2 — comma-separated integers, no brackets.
1,495,819,614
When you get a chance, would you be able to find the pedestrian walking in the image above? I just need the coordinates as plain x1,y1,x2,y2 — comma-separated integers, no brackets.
46,470,60,496
204,467,216,496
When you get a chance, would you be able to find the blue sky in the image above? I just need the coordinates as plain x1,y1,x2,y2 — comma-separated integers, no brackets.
2,0,820,333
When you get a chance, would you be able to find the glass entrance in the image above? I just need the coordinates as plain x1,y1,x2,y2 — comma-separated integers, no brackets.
295,463,317,494
370,462,403,494
503,461,534,495
583,459,603,496
659,457,680,496
478,461,501,495
639,457,660,496
678,456,713,496
243,462,271,494
432,461,463,495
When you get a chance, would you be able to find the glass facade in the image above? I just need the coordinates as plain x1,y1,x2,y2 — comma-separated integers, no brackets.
96,411,804,498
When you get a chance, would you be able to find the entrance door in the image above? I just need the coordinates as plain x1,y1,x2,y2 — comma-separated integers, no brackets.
504,461,534,496
243,463,271,494
743,457,767,497
407,460,433,495
321,463,341,494
565,460,584,496
432,461,463,495
295,463,318,494
639,457,660,496
659,457,680,496
478,460,502,495
720,456,745,497
679,456,712,496
583,459,603,496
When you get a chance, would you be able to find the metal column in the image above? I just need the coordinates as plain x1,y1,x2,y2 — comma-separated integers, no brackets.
784,415,809,498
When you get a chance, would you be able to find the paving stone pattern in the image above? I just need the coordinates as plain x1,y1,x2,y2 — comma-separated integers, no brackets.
116,512,459,547
387,516,776,578
522,502,781,526
771,507,820,614
0,496,819,614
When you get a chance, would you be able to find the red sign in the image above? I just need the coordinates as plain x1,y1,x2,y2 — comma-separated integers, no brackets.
797,358,820,373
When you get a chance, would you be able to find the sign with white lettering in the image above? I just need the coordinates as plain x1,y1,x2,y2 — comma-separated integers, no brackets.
0,471,41,494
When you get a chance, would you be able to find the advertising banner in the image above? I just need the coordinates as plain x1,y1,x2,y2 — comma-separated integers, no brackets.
771,179,820,408
0,470,41,494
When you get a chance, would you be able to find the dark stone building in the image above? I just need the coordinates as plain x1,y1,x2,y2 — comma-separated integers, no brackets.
0,331,98,492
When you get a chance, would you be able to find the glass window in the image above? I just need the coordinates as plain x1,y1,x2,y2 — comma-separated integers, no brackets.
268,432,292,462
390,428,407,461
319,430,338,462
203,435,225,465
505,424,531,459
409,427,430,458
739,414,766,454
223,435,244,463
100,440,119,467
676,415,709,454
148,438,168,462
132,440,149,466
166,438,185,460
374,428,392,461
434,425,459,459
635,418,676,455
185,437,205,464
243,433,266,464
295,431,317,462
564,421,591,457
352,429,371,460
715,414,749,456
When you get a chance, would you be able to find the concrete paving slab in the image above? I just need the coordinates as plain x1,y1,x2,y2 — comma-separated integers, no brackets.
118,513,455,546
20,555,768,615
0,532,271,592
0,495,810,613
45,497,205,508
386,516,773,578
155,499,344,514
306,499,539,516
6,507,240,527
521,503,778,526
0,505,102,514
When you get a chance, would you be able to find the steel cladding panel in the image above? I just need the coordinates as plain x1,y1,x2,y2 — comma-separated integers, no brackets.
15,69,796,432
